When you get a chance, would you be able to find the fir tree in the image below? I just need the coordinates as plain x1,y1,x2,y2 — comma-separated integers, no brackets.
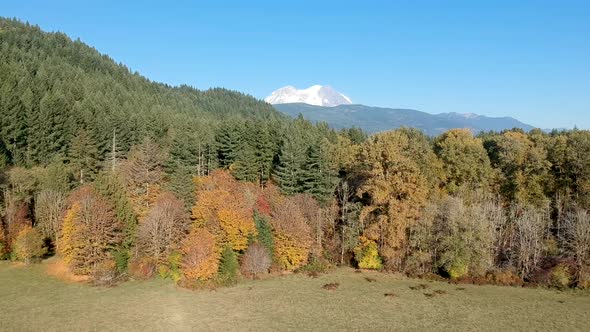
273,139,304,195
301,143,337,203
254,212,275,257
69,129,99,184
217,245,239,286
216,121,242,168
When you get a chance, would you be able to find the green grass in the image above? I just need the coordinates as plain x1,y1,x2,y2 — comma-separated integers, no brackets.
1,261,589,331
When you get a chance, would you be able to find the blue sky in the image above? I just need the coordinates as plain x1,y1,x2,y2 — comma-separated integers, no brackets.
3,0,589,128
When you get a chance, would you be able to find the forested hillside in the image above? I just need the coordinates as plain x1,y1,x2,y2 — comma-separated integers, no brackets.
274,103,534,135
1,18,589,290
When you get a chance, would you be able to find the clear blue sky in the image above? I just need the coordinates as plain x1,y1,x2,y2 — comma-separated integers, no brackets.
4,0,589,129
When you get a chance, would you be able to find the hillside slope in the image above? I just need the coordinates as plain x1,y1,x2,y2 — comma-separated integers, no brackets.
0,18,284,166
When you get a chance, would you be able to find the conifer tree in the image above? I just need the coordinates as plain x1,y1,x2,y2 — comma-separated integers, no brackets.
273,139,304,195
69,129,99,184
254,124,276,187
216,121,242,168
301,143,337,203
254,212,274,257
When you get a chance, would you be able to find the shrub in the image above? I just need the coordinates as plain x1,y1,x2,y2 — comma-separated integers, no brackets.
168,252,182,282
578,271,590,289
13,226,46,264
91,259,118,286
297,256,331,275
218,245,239,285
485,269,524,286
404,251,432,277
549,264,572,289
128,256,156,280
157,253,182,282
113,249,130,274
353,237,382,270
445,260,469,280
241,243,271,279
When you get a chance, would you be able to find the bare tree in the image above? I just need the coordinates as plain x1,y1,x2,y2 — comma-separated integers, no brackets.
562,208,590,283
337,180,362,265
137,192,189,263
476,196,508,265
511,204,550,278
240,243,271,279
35,190,66,240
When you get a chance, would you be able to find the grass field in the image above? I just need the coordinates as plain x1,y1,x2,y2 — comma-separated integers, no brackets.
1,261,589,331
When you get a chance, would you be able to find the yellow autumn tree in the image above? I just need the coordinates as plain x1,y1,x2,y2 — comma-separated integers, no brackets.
217,208,255,251
358,130,428,270
58,203,81,267
13,225,46,264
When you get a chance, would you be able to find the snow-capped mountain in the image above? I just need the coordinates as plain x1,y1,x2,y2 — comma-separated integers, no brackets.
265,85,352,107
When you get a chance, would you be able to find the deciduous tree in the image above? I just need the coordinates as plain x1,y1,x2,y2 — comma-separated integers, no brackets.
13,225,46,264
58,186,123,275
137,192,190,264
357,130,428,269
180,228,219,283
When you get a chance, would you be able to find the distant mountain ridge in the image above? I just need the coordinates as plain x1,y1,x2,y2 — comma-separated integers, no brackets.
274,103,535,135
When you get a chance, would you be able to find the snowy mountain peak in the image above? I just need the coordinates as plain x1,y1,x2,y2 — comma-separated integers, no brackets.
265,85,352,107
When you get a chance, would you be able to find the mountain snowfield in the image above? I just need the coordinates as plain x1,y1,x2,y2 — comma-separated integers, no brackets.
265,85,352,107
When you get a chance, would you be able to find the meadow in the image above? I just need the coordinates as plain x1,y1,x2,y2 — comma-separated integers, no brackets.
1,261,589,331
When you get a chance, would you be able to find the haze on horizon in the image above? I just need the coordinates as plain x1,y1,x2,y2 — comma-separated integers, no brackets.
3,0,589,129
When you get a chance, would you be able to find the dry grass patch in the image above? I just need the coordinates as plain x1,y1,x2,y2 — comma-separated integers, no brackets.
1,264,589,331
409,283,429,290
322,282,340,290
46,258,90,283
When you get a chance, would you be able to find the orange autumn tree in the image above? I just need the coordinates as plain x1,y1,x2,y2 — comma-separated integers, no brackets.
58,186,123,275
191,170,257,251
180,228,219,284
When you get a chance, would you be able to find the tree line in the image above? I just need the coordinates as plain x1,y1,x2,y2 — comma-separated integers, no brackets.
1,18,589,289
